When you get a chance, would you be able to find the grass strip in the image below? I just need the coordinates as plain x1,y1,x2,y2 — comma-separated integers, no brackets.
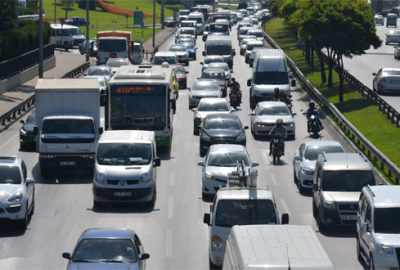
263,18,400,184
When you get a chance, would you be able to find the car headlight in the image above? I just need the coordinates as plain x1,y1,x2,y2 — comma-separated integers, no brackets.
200,133,212,142
256,122,265,127
322,200,336,209
95,173,106,183
378,243,395,256
205,171,214,180
235,133,246,142
8,192,23,202
20,128,27,135
140,172,152,183
288,122,294,127
301,167,314,175
211,235,225,251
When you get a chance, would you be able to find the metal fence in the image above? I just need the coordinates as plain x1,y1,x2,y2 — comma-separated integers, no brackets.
261,22,400,184
0,43,54,81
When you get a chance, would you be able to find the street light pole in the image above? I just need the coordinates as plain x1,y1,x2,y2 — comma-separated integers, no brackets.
54,0,56,24
39,0,43,78
86,0,89,62
152,0,156,49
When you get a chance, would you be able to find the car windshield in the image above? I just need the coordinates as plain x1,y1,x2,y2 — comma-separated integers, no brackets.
107,60,128,67
239,28,251,35
202,72,225,80
209,63,229,71
55,29,72,36
215,200,277,227
154,57,176,65
191,17,203,24
180,42,194,49
97,143,151,165
180,29,195,35
193,81,219,90
27,111,36,123
71,239,138,263
210,24,229,32
256,105,290,116
383,70,400,76
42,119,95,134
207,151,249,166
204,118,241,130
248,31,263,37
166,17,173,20
254,72,289,84
182,22,196,28
304,146,344,160
0,166,21,184
173,67,186,74
179,10,190,16
246,44,264,51
88,68,111,76
374,208,400,233
169,46,186,52
70,28,83,35
322,171,374,191
206,45,232,55
205,58,223,64
198,102,229,112
178,38,193,43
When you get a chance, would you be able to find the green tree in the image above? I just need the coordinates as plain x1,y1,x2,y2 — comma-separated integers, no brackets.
26,0,38,13
268,0,286,16
59,0,75,18
0,1,17,32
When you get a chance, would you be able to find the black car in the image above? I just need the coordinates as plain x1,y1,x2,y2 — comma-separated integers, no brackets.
164,17,176,27
65,16,86,27
19,110,36,149
199,114,248,156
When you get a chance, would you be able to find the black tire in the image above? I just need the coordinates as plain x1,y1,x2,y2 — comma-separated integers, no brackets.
250,62,253,68
298,180,305,193
186,61,189,66
273,155,276,165
369,254,375,270
356,238,363,261
194,55,197,60
30,194,35,215
312,201,318,218
193,128,199,135
250,97,255,110
80,51,84,55
40,166,48,178
317,208,327,232
202,192,210,200
146,185,156,208
93,200,102,208
200,145,206,157
293,169,298,183
18,204,28,230
209,257,218,270
65,48,69,52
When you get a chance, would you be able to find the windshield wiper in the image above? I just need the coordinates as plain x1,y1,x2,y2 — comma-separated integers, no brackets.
99,259,125,263
209,163,223,167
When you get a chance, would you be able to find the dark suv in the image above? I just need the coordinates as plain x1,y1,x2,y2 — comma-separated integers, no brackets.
65,17,86,27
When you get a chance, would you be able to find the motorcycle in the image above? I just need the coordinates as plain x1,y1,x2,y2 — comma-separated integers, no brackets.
309,114,321,136
230,92,240,109
271,135,283,165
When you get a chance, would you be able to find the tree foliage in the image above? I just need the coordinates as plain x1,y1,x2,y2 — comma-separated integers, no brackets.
0,1,17,33
59,0,76,18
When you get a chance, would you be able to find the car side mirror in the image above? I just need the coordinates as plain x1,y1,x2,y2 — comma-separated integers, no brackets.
294,156,301,161
250,112,255,116
33,126,38,136
198,161,205,166
140,253,150,260
292,113,297,116
252,162,259,167
191,108,196,112
203,213,211,225
20,120,25,124
232,49,236,56
243,126,249,130
372,73,376,76
62,253,71,260
187,87,191,90
202,51,206,56
195,47,198,49
200,62,204,65
99,127,104,135
26,178,35,184
291,79,296,87
154,157,161,167
247,78,252,86
186,71,189,73
281,213,289,224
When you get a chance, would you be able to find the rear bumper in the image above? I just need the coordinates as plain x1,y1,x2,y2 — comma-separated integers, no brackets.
39,154,95,169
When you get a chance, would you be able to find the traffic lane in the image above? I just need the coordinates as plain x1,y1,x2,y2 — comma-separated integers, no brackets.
341,18,400,111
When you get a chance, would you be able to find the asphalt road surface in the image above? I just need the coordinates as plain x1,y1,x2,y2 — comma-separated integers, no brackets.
0,23,369,270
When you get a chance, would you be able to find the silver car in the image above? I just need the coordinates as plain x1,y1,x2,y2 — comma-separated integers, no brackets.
250,101,295,139
293,141,344,193
201,69,228,97
106,58,131,73
189,79,222,109
62,228,150,269
0,156,35,230
198,144,259,198
385,30,400,45
374,14,384,25
200,55,225,72
209,63,231,83
372,68,400,94
168,44,189,66
86,65,113,80
192,98,232,134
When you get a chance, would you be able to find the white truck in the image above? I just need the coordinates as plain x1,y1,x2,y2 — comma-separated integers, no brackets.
34,79,103,177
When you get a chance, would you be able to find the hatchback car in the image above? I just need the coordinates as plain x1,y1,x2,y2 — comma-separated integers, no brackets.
86,65,113,80
193,98,232,134
374,14,384,25
199,114,248,156
19,110,36,149
198,144,258,198
178,41,197,60
200,55,224,72
171,65,189,89
293,141,345,193
385,30,400,45
168,44,189,66
250,101,295,139
372,68,400,94
62,228,150,269
106,58,131,73
189,80,222,109
0,156,35,229
201,69,228,97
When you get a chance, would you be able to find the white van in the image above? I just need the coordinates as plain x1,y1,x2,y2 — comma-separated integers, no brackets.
247,49,296,109
50,24,74,51
223,225,335,270
188,12,205,35
93,130,161,208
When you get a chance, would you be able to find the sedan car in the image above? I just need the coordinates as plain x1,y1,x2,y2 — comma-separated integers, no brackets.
198,144,258,198
199,114,248,156
164,16,176,27
293,141,344,193
209,62,231,82
62,228,150,269
189,79,222,109
171,64,189,89
106,58,131,73
192,98,232,134
179,41,197,60
168,44,189,66
85,65,113,80
175,28,196,42
176,35,196,45
372,68,400,94
0,156,35,230
374,14,384,25
250,101,295,139
200,55,224,72
385,30,400,45
201,68,227,97
19,110,36,149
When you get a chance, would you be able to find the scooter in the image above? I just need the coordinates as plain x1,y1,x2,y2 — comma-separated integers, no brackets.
230,92,240,109
271,135,283,165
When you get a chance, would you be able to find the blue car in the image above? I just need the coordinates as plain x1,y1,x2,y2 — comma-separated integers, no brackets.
179,41,197,60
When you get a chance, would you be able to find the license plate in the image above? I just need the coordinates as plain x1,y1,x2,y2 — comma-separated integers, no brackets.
114,192,131,197
390,80,400,83
342,215,357,220
60,162,75,166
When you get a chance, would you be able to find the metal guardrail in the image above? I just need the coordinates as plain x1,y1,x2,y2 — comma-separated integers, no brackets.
0,61,91,128
261,22,400,184
0,43,55,81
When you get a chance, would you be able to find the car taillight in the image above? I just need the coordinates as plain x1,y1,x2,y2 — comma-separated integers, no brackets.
380,78,387,82
387,35,391,37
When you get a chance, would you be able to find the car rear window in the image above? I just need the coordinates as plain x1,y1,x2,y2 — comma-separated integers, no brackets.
383,70,400,76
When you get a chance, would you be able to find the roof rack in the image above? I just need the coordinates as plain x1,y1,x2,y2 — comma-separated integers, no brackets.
226,160,257,189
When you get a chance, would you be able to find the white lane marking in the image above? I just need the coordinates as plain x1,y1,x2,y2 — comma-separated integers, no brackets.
269,173,277,186
168,197,174,219
166,230,172,257
169,171,175,186
262,152,268,164
279,199,290,216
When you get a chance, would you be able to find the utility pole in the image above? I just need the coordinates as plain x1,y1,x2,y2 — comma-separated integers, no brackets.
54,0,56,24
86,0,89,62
39,0,43,78
15,0,19,29
161,0,165,30
152,0,156,49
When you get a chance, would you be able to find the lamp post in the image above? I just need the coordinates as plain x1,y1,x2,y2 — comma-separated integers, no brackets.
54,0,56,24
39,0,43,78
152,0,156,49
86,0,89,62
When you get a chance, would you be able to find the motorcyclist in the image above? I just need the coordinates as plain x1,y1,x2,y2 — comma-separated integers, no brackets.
272,88,280,101
269,119,287,156
278,89,292,103
303,102,324,132
229,78,242,104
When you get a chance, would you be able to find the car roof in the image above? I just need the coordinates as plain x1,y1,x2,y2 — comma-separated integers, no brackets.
216,188,274,200
210,144,246,152
205,113,239,120
321,153,372,171
382,67,400,72
100,130,155,144
106,58,129,63
303,141,343,148
257,101,287,107
82,228,132,239
89,65,110,70
195,78,219,83
367,186,400,208
170,44,186,48
155,51,176,57
205,55,224,59
0,156,19,166
203,68,225,74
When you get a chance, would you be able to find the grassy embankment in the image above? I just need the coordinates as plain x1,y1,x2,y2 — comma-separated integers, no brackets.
264,18,400,184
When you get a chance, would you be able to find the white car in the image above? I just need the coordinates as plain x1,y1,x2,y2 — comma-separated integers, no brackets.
0,156,35,230
374,14,384,25
385,30,400,45
208,62,231,82
168,44,189,66
250,101,295,139
105,58,131,74
293,141,345,193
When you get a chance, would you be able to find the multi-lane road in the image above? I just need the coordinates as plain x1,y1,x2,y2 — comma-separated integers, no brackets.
0,23,375,270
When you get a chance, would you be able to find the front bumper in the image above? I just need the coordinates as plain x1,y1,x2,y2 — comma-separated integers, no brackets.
373,253,400,269
0,202,27,221
73,39,85,46
20,133,36,147
299,171,314,189
178,55,189,63
93,185,154,203
319,205,357,226
210,249,225,266
253,124,295,136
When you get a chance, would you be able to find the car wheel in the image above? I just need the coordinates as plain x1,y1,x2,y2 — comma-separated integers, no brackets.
194,54,197,60
293,169,298,183
312,201,318,218
186,61,189,66
202,192,210,200
369,254,375,270
250,62,253,68
356,238,363,261
194,127,199,135
317,208,327,232
30,193,35,215
200,145,206,157
146,186,156,208
209,257,218,269
298,179,305,194
18,204,28,230
65,48,69,52
80,51,84,55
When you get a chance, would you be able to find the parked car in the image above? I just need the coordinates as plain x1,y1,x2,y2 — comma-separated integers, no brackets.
374,14,384,25
178,41,197,60
192,98,232,134
164,17,176,27
168,44,189,66
19,110,36,149
385,30,400,45
62,228,150,269
171,64,189,89
372,68,400,94
106,58,131,73
0,156,35,229
199,114,248,156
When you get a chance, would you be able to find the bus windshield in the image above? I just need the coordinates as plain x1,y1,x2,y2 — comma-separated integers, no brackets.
110,85,167,131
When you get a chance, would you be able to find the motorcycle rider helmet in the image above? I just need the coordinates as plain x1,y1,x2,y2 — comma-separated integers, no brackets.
276,119,283,127
309,102,315,110
274,87,279,94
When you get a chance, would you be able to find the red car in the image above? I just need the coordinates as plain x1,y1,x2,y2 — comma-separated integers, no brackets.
171,65,189,89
